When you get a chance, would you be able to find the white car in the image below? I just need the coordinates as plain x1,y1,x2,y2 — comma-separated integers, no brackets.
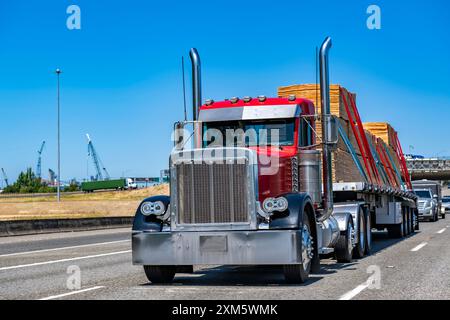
416,189,439,222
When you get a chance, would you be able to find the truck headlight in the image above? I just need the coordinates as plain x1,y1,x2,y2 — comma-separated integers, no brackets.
141,201,165,216
262,197,288,214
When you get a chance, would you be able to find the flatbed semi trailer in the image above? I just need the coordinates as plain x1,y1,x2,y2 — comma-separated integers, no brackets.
131,37,417,284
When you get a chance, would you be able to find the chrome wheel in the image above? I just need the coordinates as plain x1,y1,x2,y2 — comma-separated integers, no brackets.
365,213,372,253
349,223,355,255
301,223,314,271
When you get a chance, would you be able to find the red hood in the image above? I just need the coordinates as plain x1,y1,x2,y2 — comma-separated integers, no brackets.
248,146,297,201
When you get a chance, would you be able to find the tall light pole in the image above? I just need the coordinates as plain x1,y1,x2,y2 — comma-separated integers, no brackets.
56,68,62,202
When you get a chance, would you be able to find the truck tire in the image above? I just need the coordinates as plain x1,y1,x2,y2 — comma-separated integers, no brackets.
387,222,404,238
144,266,176,284
409,208,415,234
414,210,420,231
335,219,354,263
404,210,410,236
353,210,366,259
176,265,194,273
283,214,313,284
364,212,372,255
442,213,446,219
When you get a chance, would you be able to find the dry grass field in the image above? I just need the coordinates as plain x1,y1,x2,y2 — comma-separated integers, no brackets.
0,184,169,221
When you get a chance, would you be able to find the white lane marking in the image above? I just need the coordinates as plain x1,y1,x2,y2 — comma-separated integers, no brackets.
0,240,130,258
39,286,104,300
339,283,370,300
0,250,131,271
436,228,446,234
411,242,427,252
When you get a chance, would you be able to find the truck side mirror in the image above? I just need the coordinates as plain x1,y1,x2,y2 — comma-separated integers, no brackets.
173,122,185,150
325,115,339,148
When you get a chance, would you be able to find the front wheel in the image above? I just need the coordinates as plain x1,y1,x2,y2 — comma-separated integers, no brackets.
144,265,176,284
284,214,314,284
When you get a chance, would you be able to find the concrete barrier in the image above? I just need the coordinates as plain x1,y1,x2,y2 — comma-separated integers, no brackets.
0,216,133,237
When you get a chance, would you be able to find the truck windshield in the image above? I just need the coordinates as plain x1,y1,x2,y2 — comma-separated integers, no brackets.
203,119,295,147
415,190,432,198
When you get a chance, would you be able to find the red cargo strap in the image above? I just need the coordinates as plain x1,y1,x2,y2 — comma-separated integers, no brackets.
340,89,373,184
346,90,382,185
394,132,413,190
378,142,400,188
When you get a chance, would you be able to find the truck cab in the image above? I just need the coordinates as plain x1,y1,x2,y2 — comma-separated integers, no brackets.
131,37,417,285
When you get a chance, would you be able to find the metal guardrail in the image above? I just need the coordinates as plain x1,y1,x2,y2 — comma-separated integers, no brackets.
0,189,117,199
407,158,450,180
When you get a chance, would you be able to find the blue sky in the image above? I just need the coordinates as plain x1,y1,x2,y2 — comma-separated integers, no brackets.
0,0,449,183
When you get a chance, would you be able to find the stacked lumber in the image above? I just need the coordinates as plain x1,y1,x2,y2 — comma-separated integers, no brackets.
363,122,398,151
278,84,405,188
278,84,356,120
331,149,365,183
278,84,364,183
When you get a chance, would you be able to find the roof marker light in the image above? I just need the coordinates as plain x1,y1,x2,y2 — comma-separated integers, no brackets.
288,95,296,101
230,97,239,103
205,99,214,105
258,95,267,102
243,96,252,103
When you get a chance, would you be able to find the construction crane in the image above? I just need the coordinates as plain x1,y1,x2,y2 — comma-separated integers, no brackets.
49,169,56,185
36,141,46,178
86,134,110,181
1,168,9,187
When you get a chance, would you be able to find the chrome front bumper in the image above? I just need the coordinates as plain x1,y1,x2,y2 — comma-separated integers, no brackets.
132,230,302,266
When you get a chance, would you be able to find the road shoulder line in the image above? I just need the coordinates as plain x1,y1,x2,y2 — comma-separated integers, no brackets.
39,286,105,300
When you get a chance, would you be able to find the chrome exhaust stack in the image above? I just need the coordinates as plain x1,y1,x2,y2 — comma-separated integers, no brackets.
189,48,202,121
189,48,203,148
318,36,333,222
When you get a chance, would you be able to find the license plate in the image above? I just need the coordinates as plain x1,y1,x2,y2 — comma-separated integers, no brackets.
199,235,228,252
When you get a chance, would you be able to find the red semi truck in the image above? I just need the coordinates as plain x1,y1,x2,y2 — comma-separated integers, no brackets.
132,37,418,284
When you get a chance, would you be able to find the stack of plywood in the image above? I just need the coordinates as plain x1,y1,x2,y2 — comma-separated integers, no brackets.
364,122,404,184
363,122,398,151
278,84,365,183
278,84,356,120
278,84,405,187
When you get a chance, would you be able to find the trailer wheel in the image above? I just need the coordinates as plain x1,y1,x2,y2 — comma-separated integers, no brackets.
404,209,410,236
143,265,176,284
364,211,372,255
283,214,313,284
414,209,420,231
408,208,415,234
387,221,404,238
335,219,354,263
353,210,366,259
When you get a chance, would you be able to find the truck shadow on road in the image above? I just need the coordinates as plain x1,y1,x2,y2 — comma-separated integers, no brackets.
143,265,324,287
141,230,420,287
317,230,420,275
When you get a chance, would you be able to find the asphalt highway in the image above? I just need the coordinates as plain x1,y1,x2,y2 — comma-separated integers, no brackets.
1,219,449,300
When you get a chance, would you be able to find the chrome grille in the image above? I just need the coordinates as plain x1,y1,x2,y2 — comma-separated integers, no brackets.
418,201,425,210
175,161,249,224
